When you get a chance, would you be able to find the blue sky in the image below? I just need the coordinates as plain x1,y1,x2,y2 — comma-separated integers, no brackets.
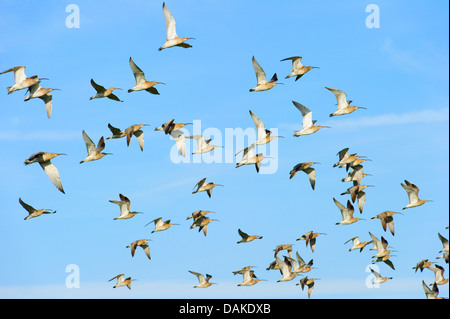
0,0,448,299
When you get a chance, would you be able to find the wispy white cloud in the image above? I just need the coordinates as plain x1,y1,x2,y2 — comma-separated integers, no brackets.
278,107,449,133
0,277,432,299
381,38,449,79
0,130,80,141
322,107,449,130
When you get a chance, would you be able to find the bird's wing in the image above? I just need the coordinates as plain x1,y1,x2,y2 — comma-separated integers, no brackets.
129,242,137,257
241,269,252,282
249,110,266,141
357,191,366,213
26,82,40,96
326,87,348,110
401,181,419,204
162,2,177,40
333,198,347,218
163,119,175,134
242,145,256,160
109,274,124,282
281,56,303,71
275,256,289,276
39,93,53,119
345,200,355,219
422,280,435,299
39,160,64,193
133,130,144,151
292,101,313,129
140,242,151,259
96,136,106,153
369,232,383,252
296,251,306,266
438,233,449,250
386,216,395,235
90,79,106,93
238,228,249,239
19,198,36,214
304,167,316,190
82,130,95,155
252,56,267,85
108,93,122,102
108,123,122,135
189,270,205,284
194,178,207,190
118,194,131,212
11,66,27,84
337,148,350,161
370,268,381,279
129,57,146,84
171,130,186,157
187,135,206,150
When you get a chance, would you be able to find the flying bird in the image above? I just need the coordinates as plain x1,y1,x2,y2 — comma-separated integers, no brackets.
249,56,281,92
128,57,165,94
422,280,443,299
186,135,221,154
109,194,143,220
188,271,216,288
109,274,135,289
341,184,373,213
189,216,218,236
1,66,47,94
296,230,326,252
107,123,148,151
369,232,395,258
249,110,283,146
154,119,192,135
237,228,263,244
126,239,151,259
159,2,194,51
237,269,265,286
24,81,59,118
89,79,122,102
236,145,272,173
297,276,319,299
145,217,179,233
275,256,299,282
287,251,315,273
125,124,149,151
24,151,66,193
326,87,366,117
427,265,449,285
192,178,223,198
333,198,365,225
281,56,319,81
19,198,56,220
292,101,330,137
369,267,392,285
80,130,111,163
412,259,434,273
344,236,373,252
401,180,431,210
371,211,403,236
289,162,319,190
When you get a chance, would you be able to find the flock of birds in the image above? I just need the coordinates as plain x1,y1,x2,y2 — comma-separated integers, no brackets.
2,2,448,299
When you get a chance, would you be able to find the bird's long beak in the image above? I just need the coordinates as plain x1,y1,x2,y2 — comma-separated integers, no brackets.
156,82,166,85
